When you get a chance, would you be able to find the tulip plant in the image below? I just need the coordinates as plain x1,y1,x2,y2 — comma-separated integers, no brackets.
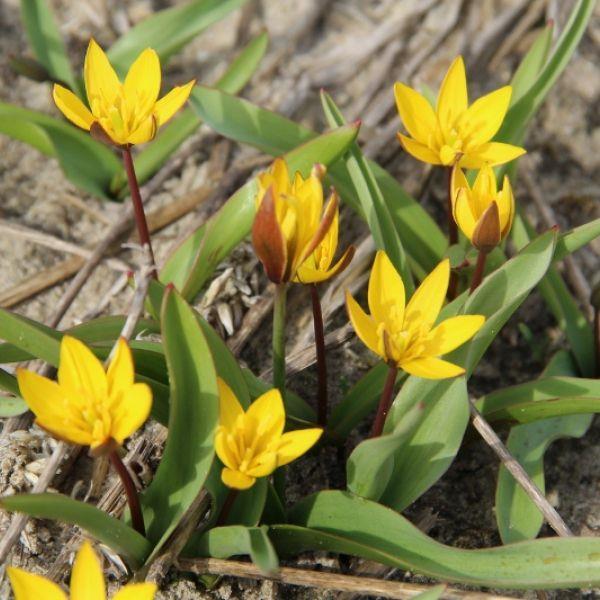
2,0,600,597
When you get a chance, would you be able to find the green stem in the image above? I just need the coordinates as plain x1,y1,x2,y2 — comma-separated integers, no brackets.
273,283,287,393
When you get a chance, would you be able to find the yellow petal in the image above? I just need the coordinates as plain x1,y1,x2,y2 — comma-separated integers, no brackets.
246,451,278,477
53,85,94,130
127,115,157,145
153,80,195,126
107,338,134,399
453,188,477,242
58,336,107,402
450,166,470,207
84,39,121,107
112,583,157,600
214,428,237,470
436,56,468,135
368,251,405,325
397,133,442,165
459,142,526,169
400,356,465,379
222,467,255,490
110,383,152,444
246,388,285,439
124,48,161,109
218,378,244,430
394,82,437,144
70,541,105,600
296,245,353,284
346,291,381,358
271,158,291,192
498,175,515,238
423,315,485,356
277,428,322,466
472,164,497,200
460,86,512,146
404,260,449,331
7,567,67,600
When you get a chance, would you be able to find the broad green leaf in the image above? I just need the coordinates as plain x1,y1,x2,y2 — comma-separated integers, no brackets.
227,478,268,527
498,0,595,146
141,287,218,553
185,524,279,574
346,398,424,500
554,217,600,262
107,0,249,76
380,378,469,510
494,352,591,544
321,91,413,294
329,362,393,438
510,22,554,106
188,85,446,277
274,490,600,589
1,493,150,567
512,212,594,376
112,31,269,195
0,104,120,198
161,122,359,299
20,0,78,92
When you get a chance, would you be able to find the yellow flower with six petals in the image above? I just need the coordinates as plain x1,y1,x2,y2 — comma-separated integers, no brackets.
7,540,156,600
215,379,322,490
452,164,515,253
252,158,341,283
53,39,194,146
394,56,525,168
346,252,485,379
16,336,152,453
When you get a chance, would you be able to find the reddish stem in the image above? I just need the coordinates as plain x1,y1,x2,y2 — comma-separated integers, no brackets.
469,250,488,294
122,146,156,276
310,284,328,426
370,363,398,438
109,450,146,537
217,489,239,526
594,307,600,378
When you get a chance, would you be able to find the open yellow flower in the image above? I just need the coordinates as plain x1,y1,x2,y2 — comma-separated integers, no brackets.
452,165,515,253
215,379,322,490
394,56,525,168
7,540,156,600
53,39,194,145
346,252,485,379
294,209,354,284
252,158,339,283
16,336,152,453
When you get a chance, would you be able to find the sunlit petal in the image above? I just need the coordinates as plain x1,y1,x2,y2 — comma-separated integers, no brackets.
84,39,121,107
113,583,157,600
401,356,465,379
7,567,67,600
110,383,152,444
106,338,134,399
277,428,322,466
346,291,381,358
222,468,255,490
70,541,105,600
53,85,95,130
436,56,468,134
218,378,244,431
394,82,437,144
423,315,485,356
124,48,161,108
58,335,107,402
246,389,285,439
453,188,477,242
459,142,526,169
368,251,405,325
404,260,449,331
460,86,511,145
397,133,442,165
127,115,157,144
153,80,194,126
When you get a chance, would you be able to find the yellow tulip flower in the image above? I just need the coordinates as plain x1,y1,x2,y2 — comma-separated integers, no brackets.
346,252,485,379
452,164,515,253
7,540,156,600
294,209,355,284
252,158,339,283
16,336,152,453
53,39,194,146
394,56,525,168
215,379,323,490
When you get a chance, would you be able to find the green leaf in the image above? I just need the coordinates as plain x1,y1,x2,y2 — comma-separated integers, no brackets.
380,378,469,510
20,0,78,92
554,217,600,262
510,22,554,106
494,352,592,544
188,85,446,277
346,398,424,500
272,490,600,589
320,91,413,294
141,287,219,554
185,524,279,575
107,0,249,77
0,368,26,417
0,103,120,199
161,121,359,299
498,0,595,146
113,31,269,195
413,585,446,600
1,493,150,567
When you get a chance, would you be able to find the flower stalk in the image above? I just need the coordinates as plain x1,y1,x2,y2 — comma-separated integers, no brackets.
470,250,487,294
122,146,157,277
108,449,146,536
272,283,287,393
310,283,328,426
217,489,239,526
370,362,398,438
